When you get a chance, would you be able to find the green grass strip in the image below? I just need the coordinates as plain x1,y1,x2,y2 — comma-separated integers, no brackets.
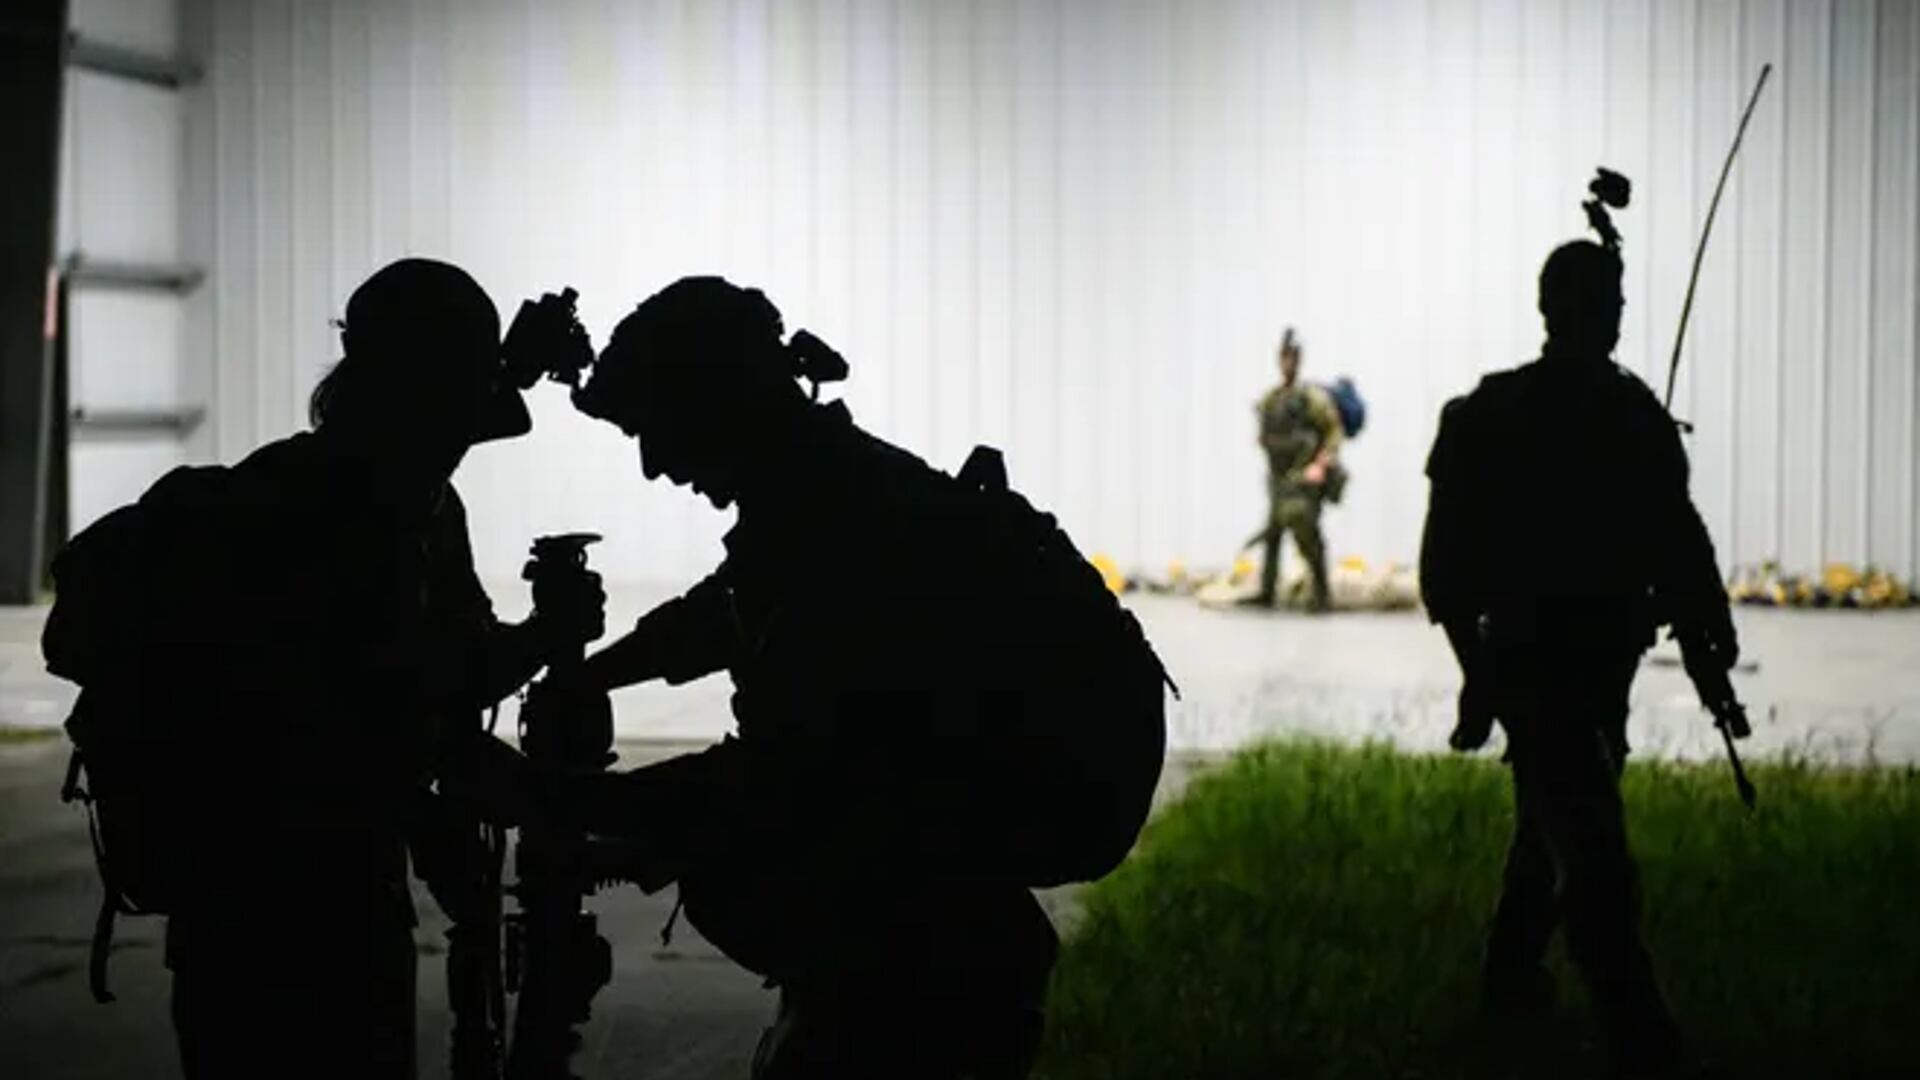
1038,740,1920,1079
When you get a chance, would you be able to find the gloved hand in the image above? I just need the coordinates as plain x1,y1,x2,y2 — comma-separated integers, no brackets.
1449,676,1495,752
531,567,607,650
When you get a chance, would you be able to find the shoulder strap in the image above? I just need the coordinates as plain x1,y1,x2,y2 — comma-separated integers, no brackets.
60,750,124,1003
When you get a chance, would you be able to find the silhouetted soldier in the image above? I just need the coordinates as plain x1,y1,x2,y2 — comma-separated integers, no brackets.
463,276,1169,1078
1420,240,1735,1078
1245,328,1341,611
147,259,605,1078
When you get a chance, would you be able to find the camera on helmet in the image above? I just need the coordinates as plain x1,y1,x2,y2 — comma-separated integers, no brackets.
501,287,595,391
1582,167,1631,253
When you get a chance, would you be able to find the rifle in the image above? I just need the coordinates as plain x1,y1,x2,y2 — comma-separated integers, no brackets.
1678,631,1757,808
446,533,618,1080
441,794,510,1078
505,533,618,1080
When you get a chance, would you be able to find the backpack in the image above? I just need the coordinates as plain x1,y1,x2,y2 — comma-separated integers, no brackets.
1324,377,1366,438
951,445,1176,886
43,465,231,1003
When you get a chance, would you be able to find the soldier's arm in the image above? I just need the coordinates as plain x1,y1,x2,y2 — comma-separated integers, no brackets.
426,487,576,709
1646,410,1738,653
580,571,736,692
1418,400,1478,632
1425,515,1488,683
1420,398,1499,749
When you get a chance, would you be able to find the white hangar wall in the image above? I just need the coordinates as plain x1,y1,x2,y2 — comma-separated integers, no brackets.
164,0,1920,588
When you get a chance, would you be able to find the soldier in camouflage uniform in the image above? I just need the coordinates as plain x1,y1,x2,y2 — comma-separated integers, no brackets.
1419,240,1737,1079
1247,329,1343,611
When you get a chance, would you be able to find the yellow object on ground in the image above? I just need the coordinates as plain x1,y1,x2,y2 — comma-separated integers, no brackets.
1088,553,1126,595
1728,561,1918,610
1192,558,1421,612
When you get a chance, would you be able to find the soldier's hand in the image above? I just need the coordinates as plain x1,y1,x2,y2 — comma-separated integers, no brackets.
1449,681,1495,752
1303,461,1327,486
532,568,607,648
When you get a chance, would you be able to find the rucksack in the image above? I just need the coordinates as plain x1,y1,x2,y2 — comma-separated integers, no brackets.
1324,377,1366,438
44,464,231,1003
951,445,1176,886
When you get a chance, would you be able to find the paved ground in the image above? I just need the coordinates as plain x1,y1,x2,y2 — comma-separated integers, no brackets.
0,734,1208,1080
1148,596,1920,765
6,590,1920,1078
0,736,775,1080
12,589,1920,764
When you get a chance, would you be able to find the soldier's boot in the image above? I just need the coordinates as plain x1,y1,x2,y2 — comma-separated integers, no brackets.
1240,523,1284,607
1590,975,1689,1080
1306,568,1332,614
1480,961,1557,1020
1292,511,1331,613
1553,799,1689,1078
1476,794,1560,1041
752,895,1054,1080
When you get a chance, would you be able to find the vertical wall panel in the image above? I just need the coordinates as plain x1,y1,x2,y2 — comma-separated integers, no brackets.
188,0,1920,587
1733,0,1787,572
1007,0,1060,517
1687,0,1736,552
926,0,975,478
248,0,293,464
1780,0,1830,572
971,0,1014,464
181,0,217,466
1904,4,1920,576
1870,0,1917,571
1824,0,1873,565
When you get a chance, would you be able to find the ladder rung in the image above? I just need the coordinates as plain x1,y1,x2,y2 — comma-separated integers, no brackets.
61,254,204,295
66,33,202,89
69,407,206,438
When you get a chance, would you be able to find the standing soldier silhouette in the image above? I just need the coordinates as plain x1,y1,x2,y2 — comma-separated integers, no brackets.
1245,329,1343,612
1419,233,1736,1078
42,259,606,1080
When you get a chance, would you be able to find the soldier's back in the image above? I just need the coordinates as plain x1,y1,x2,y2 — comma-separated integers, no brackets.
1447,359,1680,621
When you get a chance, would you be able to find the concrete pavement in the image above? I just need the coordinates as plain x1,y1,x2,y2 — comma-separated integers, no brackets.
8,589,1920,1077
0,736,773,1080
12,591,1920,764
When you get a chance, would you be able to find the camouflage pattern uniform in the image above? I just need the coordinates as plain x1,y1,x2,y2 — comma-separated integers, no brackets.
1256,382,1344,609
1420,355,1735,1075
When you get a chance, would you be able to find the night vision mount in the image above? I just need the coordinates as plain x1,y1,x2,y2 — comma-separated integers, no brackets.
502,288,596,393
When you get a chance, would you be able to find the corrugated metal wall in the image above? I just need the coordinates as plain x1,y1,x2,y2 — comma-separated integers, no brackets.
176,0,1920,588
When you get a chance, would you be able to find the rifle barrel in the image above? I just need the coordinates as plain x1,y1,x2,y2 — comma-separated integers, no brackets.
1718,720,1758,809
